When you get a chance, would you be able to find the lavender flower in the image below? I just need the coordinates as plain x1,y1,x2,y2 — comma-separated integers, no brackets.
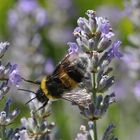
19,94,55,139
0,98,20,140
0,8,123,140
9,64,22,87
65,10,121,140
0,42,22,100
102,124,118,140
8,0,48,81
0,63,22,87
73,10,118,54
115,0,140,104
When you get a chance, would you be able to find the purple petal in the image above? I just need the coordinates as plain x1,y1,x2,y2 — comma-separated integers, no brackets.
112,40,123,58
67,42,78,54
104,32,115,39
96,17,110,34
107,40,123,60
9,64,22,87
73,27,81,34
77,17,85,29
9,64,18,73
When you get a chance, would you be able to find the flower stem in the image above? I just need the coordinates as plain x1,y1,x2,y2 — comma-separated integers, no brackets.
92,73,98,140
0,126,7,140
93,121,97,140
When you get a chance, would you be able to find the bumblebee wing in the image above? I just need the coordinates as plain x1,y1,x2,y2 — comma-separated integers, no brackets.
52,54,72,76
62,89,92,107
49,53,77,80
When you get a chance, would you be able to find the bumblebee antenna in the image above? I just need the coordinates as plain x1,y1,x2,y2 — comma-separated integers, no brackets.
18,88,37,104
21,77,41,85
18,88,36,94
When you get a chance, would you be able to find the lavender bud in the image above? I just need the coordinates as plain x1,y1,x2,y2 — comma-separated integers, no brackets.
86,10,96,31
97,37,112,52
102,124,117,140
0,111,7,125
73,27,81,38
4,63,12,75
88,39,95,50
88,121,94,129
9,108,20,121
98,75,110,90
96,95,103,109
77,17,91,34
0,64,5,74
0,82,10,100
4,98,12,114
77,17,86,30
98,76,115,93
86,10,96,19
0,42,10,58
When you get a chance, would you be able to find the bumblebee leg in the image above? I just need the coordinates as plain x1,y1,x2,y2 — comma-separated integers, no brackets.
25,96,37,105
35,101,48,113
18,88,36,94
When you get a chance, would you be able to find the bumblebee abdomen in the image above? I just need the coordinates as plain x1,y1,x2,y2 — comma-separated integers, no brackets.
66,67,84,83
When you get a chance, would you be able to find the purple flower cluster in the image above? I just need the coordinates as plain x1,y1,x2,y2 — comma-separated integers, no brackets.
65,10,123,140
71,10,122,58
0,7,124,139
8,0,48,27
0,79,20,139
9,64,22,87
0,42,22,100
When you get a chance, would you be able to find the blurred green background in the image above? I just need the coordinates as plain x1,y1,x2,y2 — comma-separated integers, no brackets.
0,0,140,140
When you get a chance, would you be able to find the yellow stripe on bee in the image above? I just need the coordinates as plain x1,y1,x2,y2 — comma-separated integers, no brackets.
41,77,48,96
59,71,77,89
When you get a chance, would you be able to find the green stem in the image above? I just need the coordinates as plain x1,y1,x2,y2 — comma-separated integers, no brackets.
93,121,97,140
92,73,98,140
0,126,7,140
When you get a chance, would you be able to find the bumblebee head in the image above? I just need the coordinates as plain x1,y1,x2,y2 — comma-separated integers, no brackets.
36,88,49,103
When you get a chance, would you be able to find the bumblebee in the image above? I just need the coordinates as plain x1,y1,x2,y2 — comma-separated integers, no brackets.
20,52,92,109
